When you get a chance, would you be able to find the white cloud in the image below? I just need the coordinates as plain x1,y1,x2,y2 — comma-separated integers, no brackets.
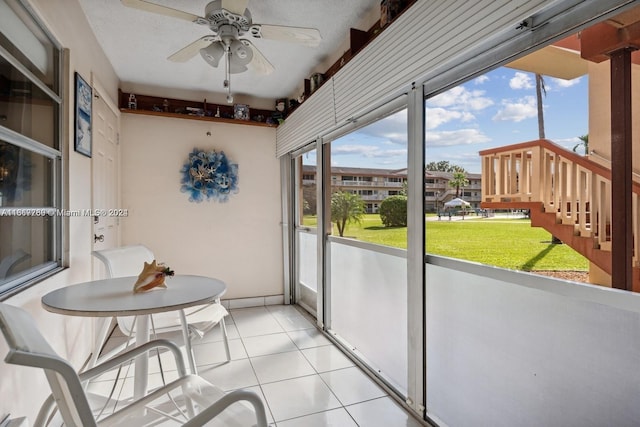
425,107,469,130
474,75,489,85
427,86,493,111
493,96,537,122
332,144,407,159
509,72,534,90
355,110,408,145
425,129,491,147
550,76,581,88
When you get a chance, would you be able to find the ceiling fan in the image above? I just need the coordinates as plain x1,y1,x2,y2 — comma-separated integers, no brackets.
121,0,322,102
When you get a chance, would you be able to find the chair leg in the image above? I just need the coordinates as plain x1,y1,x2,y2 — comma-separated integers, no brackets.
87,317,115,370
220,316,231,362
179,309,198,375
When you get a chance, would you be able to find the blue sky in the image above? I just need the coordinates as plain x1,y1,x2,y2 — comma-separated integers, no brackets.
310,66,588,173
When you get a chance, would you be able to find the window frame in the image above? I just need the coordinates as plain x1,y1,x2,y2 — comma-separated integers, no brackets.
0,0,64,299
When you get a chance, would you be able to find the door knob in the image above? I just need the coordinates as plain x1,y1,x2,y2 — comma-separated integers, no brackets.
94,234,104,243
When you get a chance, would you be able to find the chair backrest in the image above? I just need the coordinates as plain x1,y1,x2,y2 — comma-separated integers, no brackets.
0,303,96,427
92,245,156,335
92,244,155,278
0,249,31,279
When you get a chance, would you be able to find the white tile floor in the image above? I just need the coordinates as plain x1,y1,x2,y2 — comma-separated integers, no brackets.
87,304,425,426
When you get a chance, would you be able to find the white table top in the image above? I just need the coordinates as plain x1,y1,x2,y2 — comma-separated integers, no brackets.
41,274,226,317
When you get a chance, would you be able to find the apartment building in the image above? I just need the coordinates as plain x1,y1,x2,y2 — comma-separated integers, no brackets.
302,165,482,213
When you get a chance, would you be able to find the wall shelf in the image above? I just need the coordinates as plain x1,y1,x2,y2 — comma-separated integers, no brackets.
118,90,279,128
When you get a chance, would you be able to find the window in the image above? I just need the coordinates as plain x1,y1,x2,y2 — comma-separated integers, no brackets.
424,30,589,276
298,151,317,226
330,108,408,245
0,0,63,297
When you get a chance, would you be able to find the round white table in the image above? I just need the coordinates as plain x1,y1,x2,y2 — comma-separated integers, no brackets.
42,274,226,399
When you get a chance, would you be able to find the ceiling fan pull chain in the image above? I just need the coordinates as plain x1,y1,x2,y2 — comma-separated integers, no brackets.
225,45,233,104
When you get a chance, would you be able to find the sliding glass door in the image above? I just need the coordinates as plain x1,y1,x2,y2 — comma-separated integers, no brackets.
293,146,319,316
325,107,410,397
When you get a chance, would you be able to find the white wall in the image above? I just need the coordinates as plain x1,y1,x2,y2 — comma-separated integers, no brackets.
0,0,120,421
120,114,283,300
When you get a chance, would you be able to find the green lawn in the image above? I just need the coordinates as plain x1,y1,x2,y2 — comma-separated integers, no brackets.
303,214,588,272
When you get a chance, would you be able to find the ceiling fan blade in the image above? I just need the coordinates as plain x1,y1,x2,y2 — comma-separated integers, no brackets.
250,24,321,47
121,0,206,24
221,0,249,15
241,40,274,75
168,36,218,62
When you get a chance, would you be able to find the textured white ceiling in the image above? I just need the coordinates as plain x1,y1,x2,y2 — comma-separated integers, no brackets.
78,0,380,102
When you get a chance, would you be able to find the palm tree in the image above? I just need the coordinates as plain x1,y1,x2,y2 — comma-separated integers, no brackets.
536,73,561,244
572,134,589,155
535,74,546,139
331,191,365,237
448,171,469,198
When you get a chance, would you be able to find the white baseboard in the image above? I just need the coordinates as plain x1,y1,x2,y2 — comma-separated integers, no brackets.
221,294,285,310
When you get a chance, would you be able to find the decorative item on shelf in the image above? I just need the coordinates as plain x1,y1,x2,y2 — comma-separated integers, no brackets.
186,107,205,116
162,99,169,112
275,98,288,116
266,116,278,126
180,148,239,203
128,93,137,110
133,260,174,293
215,106,221,118
380,0,407,27
309,73,324,93
234,104,250,121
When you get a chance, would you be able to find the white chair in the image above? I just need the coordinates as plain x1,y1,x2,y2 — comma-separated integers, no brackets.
0,302,268,427
91,245,230,369
0,249,31,279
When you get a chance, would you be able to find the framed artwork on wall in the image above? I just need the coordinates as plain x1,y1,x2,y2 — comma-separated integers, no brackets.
74,72,92,158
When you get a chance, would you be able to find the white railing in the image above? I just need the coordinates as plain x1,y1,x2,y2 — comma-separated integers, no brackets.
479,139,640,262
425,255,640,427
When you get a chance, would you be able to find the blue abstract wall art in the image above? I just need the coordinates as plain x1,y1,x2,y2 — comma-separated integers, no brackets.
180,148,239,203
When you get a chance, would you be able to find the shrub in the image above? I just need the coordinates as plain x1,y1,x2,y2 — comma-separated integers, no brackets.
379,195,407,227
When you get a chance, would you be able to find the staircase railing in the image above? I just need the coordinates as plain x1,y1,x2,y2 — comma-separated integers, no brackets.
479,139,640,266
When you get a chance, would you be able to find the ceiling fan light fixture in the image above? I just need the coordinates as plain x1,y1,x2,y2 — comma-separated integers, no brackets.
200,42,225,67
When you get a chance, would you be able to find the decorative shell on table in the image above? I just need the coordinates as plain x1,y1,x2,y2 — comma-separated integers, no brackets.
133,260,175,293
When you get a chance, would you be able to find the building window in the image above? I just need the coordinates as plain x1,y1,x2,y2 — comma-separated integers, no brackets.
0,0,63,297
426,178,435,184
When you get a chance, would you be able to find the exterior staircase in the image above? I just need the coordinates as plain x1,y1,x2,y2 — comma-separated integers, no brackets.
479,139,640,291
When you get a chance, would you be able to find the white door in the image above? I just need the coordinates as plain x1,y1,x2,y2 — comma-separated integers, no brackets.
92,89,120,278
89,87,121,364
